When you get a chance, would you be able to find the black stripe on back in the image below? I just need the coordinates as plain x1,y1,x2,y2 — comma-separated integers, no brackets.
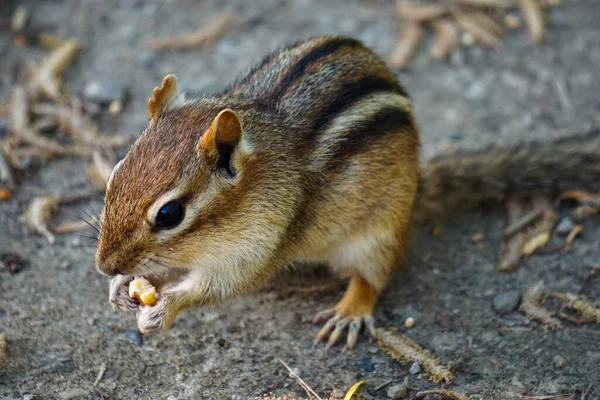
330,106,414,165
275,37,363,100
313,76,409,136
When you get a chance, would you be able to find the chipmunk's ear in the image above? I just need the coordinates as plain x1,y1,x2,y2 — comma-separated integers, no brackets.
148,73,177,122
198,109,243,171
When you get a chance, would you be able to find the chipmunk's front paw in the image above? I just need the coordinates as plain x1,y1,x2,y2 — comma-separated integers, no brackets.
109,274,139,311
136,296,177,334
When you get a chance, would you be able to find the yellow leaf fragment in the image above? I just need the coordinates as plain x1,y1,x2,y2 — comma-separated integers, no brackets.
521,231,550,256
344,381,364,400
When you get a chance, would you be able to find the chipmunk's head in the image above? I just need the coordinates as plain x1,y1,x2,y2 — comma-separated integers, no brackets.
95,74,283,288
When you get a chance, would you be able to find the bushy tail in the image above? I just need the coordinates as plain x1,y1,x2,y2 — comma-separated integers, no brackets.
416,128,600,217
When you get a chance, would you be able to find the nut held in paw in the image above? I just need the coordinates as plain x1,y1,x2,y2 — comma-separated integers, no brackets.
128,277,157,306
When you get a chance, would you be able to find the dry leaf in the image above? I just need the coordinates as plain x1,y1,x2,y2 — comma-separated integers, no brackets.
554,292,600,324
519,281,561,329
521,231,550,256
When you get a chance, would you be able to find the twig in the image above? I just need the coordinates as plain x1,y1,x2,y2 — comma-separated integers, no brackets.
93,363,107,386
145,12,237,51
503,206,544,239
279,359,322,400
519,281,561,329
30,39,81,99
388,20,425,69
415,389,471,400
518,0,545,43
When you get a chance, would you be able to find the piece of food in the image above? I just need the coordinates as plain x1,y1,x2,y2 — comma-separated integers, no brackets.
128,277,157,306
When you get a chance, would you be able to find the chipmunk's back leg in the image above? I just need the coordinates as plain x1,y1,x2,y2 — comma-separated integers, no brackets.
313,222,410,350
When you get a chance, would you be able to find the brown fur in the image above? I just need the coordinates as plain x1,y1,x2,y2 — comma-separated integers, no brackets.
96,37,419,342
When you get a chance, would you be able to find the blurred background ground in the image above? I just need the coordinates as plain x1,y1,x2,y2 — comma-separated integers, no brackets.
1,0,600,399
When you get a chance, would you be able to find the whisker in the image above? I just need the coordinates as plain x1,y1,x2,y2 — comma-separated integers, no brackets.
60,207,101,235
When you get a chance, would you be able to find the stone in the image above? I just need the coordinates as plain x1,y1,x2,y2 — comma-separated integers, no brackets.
553,355,566,368
58,389,88,399
409,362,421,375
83,80,126,105
555,217,575,236
387,383,408,399
493,290,521,314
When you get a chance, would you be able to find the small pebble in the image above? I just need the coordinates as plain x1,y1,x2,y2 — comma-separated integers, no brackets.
404,317,415,328
83,80,126,105
492,290,521,315
555,217,575,236
22,394,34,400
0,307,5,317
356,357,375,373
119,329,143,346
387,381,408,399
58,389,88,399
409,362,421,375
553,355,566,368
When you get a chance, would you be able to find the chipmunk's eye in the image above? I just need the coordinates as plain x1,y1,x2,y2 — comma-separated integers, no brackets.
155,200,184,230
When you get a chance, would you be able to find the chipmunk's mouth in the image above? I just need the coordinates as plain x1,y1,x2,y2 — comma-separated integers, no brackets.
138,268,187,291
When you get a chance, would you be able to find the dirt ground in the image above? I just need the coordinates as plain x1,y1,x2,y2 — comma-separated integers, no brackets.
1,0,600,399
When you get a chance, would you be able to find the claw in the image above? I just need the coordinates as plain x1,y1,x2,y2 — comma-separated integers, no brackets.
327,318,351,348
312,308,336,324
314,315,340,345
313,311,376,350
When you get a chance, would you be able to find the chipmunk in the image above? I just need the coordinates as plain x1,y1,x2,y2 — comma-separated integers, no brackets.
95,36,600,349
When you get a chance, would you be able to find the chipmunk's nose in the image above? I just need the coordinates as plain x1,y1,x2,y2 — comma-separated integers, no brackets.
95,252,121,277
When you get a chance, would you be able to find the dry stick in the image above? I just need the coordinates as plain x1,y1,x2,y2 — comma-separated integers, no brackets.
502,206,544,239
33,103,126,148
415,389,471,400
518,0,545,43
468,10,506,37
519,281,561,329
278,359,322,400
521,195,556,256
388,20,425,69
52,220,93,234
452,10,503,50
455,0,516,7
0,150,16,188
497,197,528,271
145,11,237,51
93,363,107,386
10,86,91,157
428,18,460,61
30,39,81,99
396,0,448,22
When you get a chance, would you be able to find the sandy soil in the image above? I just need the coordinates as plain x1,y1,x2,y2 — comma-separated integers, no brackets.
1,0,599,399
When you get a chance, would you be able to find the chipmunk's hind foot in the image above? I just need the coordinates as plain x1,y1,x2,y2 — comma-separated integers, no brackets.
312,275,378,350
